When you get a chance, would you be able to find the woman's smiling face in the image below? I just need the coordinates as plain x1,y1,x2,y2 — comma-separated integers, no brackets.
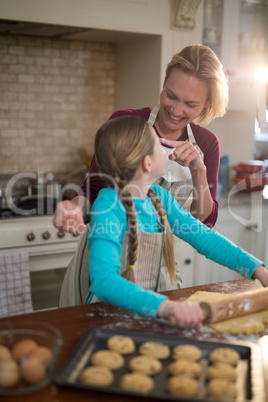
158,68,208,137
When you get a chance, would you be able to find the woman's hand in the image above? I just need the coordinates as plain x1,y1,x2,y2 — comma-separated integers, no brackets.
160,138,203,171
52,200,85,235
252,265,268,287
157,299,204,330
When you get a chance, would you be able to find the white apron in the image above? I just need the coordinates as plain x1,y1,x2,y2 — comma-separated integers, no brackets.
149,105,203,209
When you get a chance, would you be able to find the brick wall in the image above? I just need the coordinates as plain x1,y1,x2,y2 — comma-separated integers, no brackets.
0,34,116,175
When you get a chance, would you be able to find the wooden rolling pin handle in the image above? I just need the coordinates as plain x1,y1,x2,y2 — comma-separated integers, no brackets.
200,287,268,324
200,305,209,323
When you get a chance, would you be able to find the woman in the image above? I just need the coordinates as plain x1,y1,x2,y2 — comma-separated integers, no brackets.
53,45,229,234
59,115,267,329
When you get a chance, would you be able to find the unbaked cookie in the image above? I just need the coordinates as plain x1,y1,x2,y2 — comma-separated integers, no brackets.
138,341,170,360
206,362,236,382
208,348,240,366
172,344,202,362
168,359,202,378
119,372,154,393
91,349,124,370
166,375,198,397
207,378,237,400
129,355,162,376
79,365,114,386
107,335,135,355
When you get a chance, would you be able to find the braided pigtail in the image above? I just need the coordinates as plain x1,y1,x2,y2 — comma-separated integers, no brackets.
115,175,138,283
148,189,176,284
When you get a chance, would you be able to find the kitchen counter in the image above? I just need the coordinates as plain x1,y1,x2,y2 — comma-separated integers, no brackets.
218,185,268,208
1,278,267,402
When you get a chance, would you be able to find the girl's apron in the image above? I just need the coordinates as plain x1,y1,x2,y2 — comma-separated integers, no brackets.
89,219,183,304
148,105,203,209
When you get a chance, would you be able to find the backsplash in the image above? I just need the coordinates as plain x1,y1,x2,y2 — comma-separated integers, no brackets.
0,34,116,175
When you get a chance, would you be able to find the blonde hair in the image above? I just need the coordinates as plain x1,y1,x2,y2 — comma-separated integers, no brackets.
164,45,229,124
95,115,176,284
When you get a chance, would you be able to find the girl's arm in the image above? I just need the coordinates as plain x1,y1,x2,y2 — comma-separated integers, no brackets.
153,184,267,286
89,192,168,318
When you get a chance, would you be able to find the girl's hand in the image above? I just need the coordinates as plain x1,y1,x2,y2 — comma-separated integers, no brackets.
157,299,204,330
160,138,204,171
252,265,268,287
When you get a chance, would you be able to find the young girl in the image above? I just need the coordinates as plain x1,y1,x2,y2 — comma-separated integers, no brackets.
87,115,268,330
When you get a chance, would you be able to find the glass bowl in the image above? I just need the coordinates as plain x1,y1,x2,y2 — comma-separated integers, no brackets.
0,321,63,395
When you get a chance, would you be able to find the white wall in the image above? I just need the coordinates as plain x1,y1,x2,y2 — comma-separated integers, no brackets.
206,110,256,165
0,0,204,92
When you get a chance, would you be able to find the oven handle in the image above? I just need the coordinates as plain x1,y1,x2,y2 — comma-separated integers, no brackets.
29,248,77,257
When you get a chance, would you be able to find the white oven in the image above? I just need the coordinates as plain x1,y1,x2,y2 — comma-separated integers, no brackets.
0,215,80,311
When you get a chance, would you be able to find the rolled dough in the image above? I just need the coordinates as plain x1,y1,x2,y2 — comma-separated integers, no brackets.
188,291,268,335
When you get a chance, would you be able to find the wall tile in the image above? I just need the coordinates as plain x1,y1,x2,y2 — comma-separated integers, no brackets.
0,34,116,175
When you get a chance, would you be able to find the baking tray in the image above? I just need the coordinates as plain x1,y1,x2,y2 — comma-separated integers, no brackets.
54,328,265,401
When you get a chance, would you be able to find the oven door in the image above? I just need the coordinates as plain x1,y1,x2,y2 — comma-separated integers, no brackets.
27,245,77,311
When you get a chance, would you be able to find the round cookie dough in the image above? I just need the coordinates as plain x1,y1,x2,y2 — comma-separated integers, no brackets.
119,372,154,393
172,344,202,362
208,348,240,366
91,349,124,370
138,341,170,360
207,378,237,400
129,355,162,376
168,359,202,378
79,365,114,386
166,375,198,397
206,362,237,382
107,335,135,355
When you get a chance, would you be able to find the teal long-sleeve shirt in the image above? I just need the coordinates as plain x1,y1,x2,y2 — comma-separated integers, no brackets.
88,184,264,317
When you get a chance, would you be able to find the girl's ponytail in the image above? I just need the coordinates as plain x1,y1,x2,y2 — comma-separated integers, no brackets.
148,189,176,284
115,176,138,283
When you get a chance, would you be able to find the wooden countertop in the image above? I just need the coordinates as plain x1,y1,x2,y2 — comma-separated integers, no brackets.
1,278,267,402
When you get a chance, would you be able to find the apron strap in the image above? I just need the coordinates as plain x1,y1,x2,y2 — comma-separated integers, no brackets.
148,104,159,126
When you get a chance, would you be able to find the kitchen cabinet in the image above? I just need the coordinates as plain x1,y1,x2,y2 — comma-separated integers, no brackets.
193,194,268,286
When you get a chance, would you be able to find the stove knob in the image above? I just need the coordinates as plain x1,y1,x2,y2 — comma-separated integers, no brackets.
42,231,51,240
27,232,35,242
57,231,65,239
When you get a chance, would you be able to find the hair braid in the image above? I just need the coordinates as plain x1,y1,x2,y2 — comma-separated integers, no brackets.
148,189,176,284
115,176,138,283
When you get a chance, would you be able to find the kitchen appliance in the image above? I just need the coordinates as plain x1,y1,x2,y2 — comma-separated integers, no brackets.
0,170,86,312
0,215,80,311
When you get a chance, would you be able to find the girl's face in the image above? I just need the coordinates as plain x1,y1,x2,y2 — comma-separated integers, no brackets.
158,68,208,136
149,125,166,179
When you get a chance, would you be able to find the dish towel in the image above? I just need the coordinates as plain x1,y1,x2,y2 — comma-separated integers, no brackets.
0,253,33,318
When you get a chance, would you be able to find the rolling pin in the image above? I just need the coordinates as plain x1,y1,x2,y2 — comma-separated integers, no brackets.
200,287,268,324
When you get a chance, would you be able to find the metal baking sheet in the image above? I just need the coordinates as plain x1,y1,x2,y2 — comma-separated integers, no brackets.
54,327,265,401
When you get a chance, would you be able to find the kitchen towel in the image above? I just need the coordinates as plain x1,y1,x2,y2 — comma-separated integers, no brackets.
0,252,33,318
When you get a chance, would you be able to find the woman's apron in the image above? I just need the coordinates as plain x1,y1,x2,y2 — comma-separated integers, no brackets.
89,219,183,304
148,105,203,210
